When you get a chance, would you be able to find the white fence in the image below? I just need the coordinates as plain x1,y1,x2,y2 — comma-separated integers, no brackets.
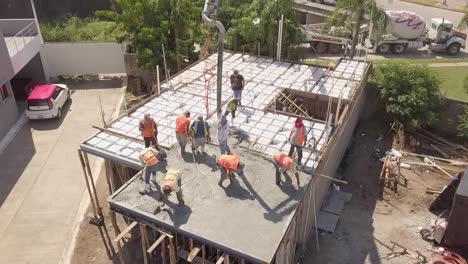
42,42,125,77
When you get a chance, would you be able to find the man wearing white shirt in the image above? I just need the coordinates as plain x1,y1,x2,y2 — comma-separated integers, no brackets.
217,115,231,154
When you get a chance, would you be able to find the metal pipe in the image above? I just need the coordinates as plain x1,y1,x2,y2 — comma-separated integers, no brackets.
202,0,226,115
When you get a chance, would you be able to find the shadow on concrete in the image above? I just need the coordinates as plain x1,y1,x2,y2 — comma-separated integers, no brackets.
161,203,192,228
302,85,392,264
222,178,255,200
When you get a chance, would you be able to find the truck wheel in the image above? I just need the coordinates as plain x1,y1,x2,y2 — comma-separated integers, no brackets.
376,44,391,54
392,44,406,54
315,42,329,54
329,44,342,54
446,43,461,55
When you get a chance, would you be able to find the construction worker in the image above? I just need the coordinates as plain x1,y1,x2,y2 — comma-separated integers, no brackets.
175,111,191,154
273,152,300,186
160,169,185,206
217,154,245,187
224,98,238,119
138,147,159,195
288,118,307,165
190,116,211,154
139,113,158,149
230,70,245,105
217,115,231,155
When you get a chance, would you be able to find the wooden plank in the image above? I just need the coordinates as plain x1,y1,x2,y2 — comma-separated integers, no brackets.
147,234,167,254
148,224,174,239
187,247,201,262
140,224,149,264
430,144,449,159
113,221,138,243
215,255,225,264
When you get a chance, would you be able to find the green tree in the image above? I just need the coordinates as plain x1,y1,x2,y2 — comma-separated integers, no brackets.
464,75,468,94
327,0,387,58
373,63,443,128
218,0,303,59
457,11,468,30
97,0,205,71
458,106,468,138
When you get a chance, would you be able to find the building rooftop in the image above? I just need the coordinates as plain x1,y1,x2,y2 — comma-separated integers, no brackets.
80,51,368,263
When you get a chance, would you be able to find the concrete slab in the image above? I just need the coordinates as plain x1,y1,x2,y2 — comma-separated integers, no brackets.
110,144,312,263
0,81,122,264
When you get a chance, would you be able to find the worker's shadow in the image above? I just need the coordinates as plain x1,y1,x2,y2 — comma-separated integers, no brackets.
197,154,219,172
180,152,196,163
160,203,192,228
222,177,255,200
156,158,168,174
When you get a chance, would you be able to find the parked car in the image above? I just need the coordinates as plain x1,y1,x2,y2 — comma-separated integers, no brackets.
26,84,71,120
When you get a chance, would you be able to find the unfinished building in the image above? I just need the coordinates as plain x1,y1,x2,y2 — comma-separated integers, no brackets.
78,51,370,263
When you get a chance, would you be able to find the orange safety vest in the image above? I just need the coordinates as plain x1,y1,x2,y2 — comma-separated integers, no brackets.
175,115,190,135
143,149,159,166
274,153,293,171
218,154,240,171
161,172,177,191
141,119,156,138
290,126,305,145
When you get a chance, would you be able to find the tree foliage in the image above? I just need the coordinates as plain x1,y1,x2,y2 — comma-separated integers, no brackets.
218,0,303,59
97,0,205,70
328,0,387,58
373,63,443,128
458,12,468,30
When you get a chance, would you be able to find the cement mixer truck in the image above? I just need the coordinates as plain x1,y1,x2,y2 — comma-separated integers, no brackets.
369,11,466,55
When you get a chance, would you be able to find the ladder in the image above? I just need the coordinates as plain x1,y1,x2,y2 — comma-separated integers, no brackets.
277,90,310,118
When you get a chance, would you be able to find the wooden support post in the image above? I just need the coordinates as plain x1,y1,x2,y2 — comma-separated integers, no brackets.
147,234,166,254
169,238,177,264
225,254,230,264
162,238,167,264
140,224,149,264
335,92,343,125
109,211,125,264
156,65,161,95
113,221,138,243
216,255,225,264
202,245,206,264
83,152,103,216
187,247,201,262
77,150,99,218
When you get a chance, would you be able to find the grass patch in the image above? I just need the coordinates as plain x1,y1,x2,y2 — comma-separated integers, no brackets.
41,17,124,42
431,66,468,101
372,58,468,65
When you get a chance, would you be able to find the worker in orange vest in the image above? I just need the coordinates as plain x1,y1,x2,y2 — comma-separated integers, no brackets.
175,111,191,154
217,154,245,187
138,147,160,195
139,113,159,149
160,169,185,206
288,118,307,165
273,152,300,186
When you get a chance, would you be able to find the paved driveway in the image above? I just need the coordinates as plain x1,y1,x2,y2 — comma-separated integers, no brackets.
0,81,122,264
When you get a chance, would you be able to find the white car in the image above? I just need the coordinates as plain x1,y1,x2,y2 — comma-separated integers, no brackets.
26,84,71,120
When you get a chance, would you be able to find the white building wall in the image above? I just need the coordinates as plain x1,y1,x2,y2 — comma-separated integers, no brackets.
42,42,126,77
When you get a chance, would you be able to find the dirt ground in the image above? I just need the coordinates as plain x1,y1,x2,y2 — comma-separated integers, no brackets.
70,166,143,264
302,88,462,264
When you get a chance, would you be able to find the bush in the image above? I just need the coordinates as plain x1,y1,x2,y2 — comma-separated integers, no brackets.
464,75,468,94
41,17,124,42
373,63,443,129
458,106,468,138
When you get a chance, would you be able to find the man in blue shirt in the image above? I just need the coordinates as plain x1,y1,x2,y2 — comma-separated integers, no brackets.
190,116,211,154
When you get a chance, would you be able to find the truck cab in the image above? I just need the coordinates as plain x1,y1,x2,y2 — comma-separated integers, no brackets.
428,18,466,55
